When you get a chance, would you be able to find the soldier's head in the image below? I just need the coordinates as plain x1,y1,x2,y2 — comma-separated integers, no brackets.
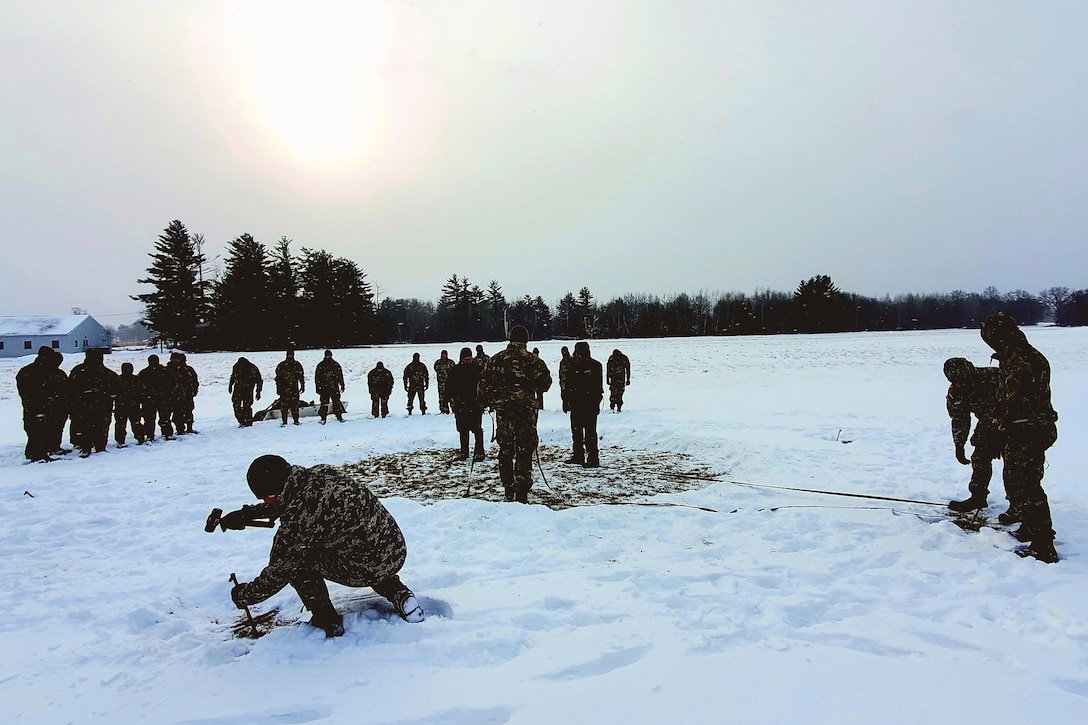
532,347,539,356
375,361,384,369
247,454,292,501
476,344,485,354
412,352,420,362
147,354,159,366
324,349,333,358
169,352,182,364
509,326,529,344
613,349,621,356
459,347,473,362
561,346,570,358
440,350,448,359
285,349,295,360
237,356,248,365
49,349,63,367
36,346,52,360
86,348,104,364
121,362,134,375
574,341,590,358
943,357,974,384
980,312,1025,355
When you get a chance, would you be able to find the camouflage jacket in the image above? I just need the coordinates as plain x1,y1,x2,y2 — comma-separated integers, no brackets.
993,341,1058,432
43,366,69,414
558,355,571,395
403,360,429,390
368,366,394,396
565,355,604,410
433,357,455,386
275,359,306,396
946,366,999,447
445,359,483,414
115,372,146,411
228,359,263,399
315,358,345,396
69,361,119,411
238,465,407,605
138,362,175,404
16,359,52,413
167,361,198,400
606,352,630,386
477,341,552,415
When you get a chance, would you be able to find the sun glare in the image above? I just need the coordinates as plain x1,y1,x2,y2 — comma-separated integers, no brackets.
205,1,439,188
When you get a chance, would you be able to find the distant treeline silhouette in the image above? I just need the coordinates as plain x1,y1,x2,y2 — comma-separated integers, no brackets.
131,220,1085,350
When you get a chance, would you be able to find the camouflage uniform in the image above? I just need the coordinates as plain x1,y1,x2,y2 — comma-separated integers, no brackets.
606,350,631,412
368,363,394,418
474,345,490,368
981,312,1059,559
315,352,346,423
42,350,70,455
433,352,456,414
169,353,200,434
16,347,55,461
558,346,572,413
138,354,176,440
403,354,429,414
114,362,146,446
445,348,485,461
68,349,119,456
477,335,552,502
228,357,263,427
565,342,604,467
231,464,413,625
944,358,1004,505
275,352,306,425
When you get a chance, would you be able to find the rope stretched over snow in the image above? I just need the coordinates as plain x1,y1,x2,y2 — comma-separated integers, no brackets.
656,471,947,508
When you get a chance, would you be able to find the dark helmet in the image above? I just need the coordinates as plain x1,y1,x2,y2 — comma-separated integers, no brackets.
509,325,529,343
121,362,134,374
147,354,160,365
980,311,1024,353
246,454,292,499
574,340,590,357
459,346,473,361
412,352,420,361
943,357,974,383
37,345,53,358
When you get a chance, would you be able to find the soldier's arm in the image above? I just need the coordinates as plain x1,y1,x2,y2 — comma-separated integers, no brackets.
946,388,971,446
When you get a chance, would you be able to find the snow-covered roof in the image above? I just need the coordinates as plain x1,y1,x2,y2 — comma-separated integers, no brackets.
0,315,97,336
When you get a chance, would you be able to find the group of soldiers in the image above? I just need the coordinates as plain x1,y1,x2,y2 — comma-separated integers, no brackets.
16,347,199,461
942,311,1060,563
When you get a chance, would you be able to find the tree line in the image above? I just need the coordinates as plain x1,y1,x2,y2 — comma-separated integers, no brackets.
131,220,1087,350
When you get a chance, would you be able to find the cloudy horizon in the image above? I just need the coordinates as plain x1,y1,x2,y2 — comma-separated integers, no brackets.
2,1,1086,326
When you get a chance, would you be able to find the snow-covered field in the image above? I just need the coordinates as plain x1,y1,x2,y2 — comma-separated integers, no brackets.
2,328,1087,724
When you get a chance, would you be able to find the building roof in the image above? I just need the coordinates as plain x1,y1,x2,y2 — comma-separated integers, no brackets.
0,315,99,336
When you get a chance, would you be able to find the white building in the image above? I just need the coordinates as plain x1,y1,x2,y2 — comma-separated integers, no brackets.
0,315,112,358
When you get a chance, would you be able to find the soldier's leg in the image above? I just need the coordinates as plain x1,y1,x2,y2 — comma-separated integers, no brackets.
496,419,515,501
616,384,625,411
1004,439,1055,542
512,425,538,503
472,426,485,461
381,395,389,417
319,394,330,423
232,397,246,426
114,412,127,446
23,413,49,461
241,396,254,427
568,409,585,463
371,574,425,622
158,405,174,438
420,389,427,414
609,384,619,411
290,574,343,635
584,412,600,467
280,403,289,426
458,429,470,459
332,393,344,422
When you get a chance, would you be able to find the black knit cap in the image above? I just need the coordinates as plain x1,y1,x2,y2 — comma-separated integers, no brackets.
509,325,529,343
246,454,292,499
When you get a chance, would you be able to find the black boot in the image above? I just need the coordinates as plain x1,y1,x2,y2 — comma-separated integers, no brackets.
457,431,469,461
1017,539,1059,564
997,507,1021,525
948,495,987,513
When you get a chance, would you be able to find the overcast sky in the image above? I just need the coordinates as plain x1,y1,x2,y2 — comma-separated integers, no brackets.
2,1,1086,326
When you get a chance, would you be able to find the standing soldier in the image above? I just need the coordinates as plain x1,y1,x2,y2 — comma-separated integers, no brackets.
558,346,572,413
315,349,346,424
565,341,604,467
43,349,71,456
367,361,394,418
16,346,56,462
942,357,1003,513
228,356,263,427
445,347,486,462
980,312,1060,563
474,344,490,368
114,361,146,447
167,352,197,435
433,350,455,414
403,352,429,415
68,348,119,457
181,353,200,433
606,349,631,412
532,348,545,409
275,349,306,426
138,354,175,441
477,326,552,503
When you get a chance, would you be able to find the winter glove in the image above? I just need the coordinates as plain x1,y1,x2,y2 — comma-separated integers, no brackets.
219,508,249,530
955,444,970,466
230,582,249,609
